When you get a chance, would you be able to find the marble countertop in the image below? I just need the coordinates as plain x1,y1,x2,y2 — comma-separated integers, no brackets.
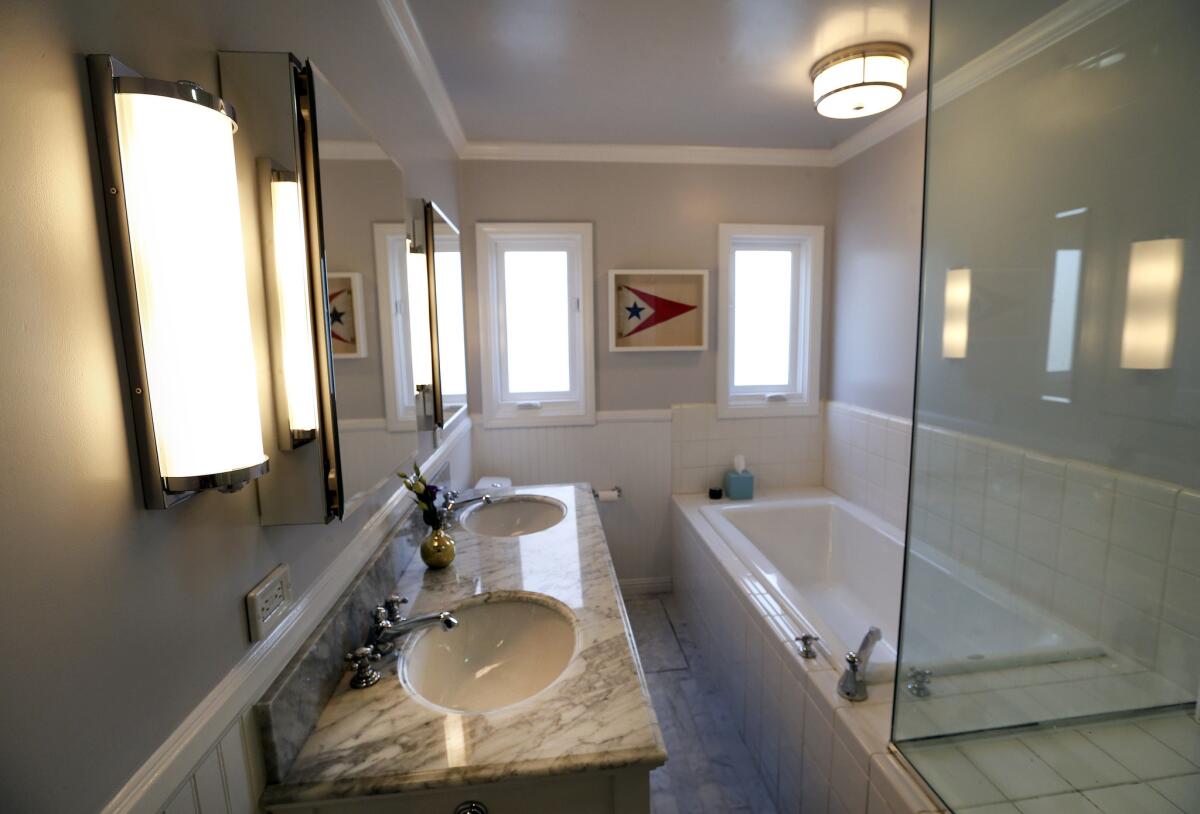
262,484,666,806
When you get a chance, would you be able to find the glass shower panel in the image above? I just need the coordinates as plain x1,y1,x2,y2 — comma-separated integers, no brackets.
894,0,1199,810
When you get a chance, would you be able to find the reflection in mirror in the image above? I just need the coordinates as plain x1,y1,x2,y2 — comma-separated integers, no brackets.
218,51,342,525
312,72,418,508
428,201,467,428
894,2,1199,810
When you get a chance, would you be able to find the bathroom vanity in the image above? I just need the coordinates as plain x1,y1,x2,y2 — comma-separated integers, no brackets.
259,485,666,813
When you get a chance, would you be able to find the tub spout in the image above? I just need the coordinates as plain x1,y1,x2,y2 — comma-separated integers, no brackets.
837,626,882,702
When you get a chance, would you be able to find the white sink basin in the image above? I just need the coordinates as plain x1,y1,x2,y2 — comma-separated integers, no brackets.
459,495,567,537
401,595,576,713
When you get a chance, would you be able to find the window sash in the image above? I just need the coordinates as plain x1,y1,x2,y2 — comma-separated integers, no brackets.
718,224,823,418
493,237,583,404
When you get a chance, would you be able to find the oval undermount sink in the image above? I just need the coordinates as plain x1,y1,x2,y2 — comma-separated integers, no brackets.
401,596,576,713
459,495,567,537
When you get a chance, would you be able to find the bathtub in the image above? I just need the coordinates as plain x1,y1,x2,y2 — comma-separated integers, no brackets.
694,490,904,681
681,489,1105,685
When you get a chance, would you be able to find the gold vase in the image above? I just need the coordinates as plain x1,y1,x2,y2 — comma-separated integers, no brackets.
420,527,456,569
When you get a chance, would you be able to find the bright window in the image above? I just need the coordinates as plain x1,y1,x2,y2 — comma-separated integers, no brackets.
718,224,824,418
477,223,594,427
433,228,467,403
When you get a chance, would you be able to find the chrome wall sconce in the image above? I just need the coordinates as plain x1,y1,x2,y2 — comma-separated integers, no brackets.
88,54,268,509
257,159,320,449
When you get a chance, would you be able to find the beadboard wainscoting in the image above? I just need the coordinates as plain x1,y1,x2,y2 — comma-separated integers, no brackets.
102,425,472,814
471,410,674,593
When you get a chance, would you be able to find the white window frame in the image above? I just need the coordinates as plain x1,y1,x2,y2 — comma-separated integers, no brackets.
373,222,419,431
476,222,595,428
717,224,824,419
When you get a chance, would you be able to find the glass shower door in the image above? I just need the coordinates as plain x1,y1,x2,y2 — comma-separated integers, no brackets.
893,0,1199,810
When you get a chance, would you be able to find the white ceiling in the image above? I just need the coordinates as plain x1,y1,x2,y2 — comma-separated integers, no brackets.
407,0,931,150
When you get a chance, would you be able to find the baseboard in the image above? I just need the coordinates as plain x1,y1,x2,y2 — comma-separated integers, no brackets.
619,576,673,597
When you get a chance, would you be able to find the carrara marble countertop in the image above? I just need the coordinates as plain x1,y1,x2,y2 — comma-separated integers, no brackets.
262,484,666,806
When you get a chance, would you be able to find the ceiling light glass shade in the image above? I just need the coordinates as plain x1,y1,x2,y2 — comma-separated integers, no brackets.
1120,239,1183,369
942,267,971,359
812,44,910,119
269,177,320,437
114,89,267,482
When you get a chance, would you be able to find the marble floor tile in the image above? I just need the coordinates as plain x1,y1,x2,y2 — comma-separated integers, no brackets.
636,595,779,814
626,596,689,673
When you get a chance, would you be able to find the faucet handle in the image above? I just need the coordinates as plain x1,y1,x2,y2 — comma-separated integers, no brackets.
384,595,408,622
372,605,392,626
344,647,382,689
796,633,820,659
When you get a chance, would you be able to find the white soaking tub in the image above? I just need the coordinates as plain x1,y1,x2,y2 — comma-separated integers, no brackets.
693,489,905,681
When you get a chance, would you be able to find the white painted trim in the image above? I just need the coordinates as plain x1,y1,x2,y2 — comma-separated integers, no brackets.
101,419,472,814
830,0,1129,164
716,224,824,420
373,223,419,433
933,0,1129,109
461,141,834,167
476,222,596,430
377,0,468,153
596,409,672,424
830,92,927,165
379,0,1128,171
618,577,673,597
317,139,391,161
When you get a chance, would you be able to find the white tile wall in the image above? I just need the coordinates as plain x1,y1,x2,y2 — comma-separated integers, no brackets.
898,417,1200,693
472,412,673,587
824,401,913,530
670,403,824,495
672,496,946,814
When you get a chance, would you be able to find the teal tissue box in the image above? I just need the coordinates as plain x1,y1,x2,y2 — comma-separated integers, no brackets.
724,469,754,500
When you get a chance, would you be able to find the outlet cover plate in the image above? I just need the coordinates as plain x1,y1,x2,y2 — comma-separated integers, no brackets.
246,564,293,642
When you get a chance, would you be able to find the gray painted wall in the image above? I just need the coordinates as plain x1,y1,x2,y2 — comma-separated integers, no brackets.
321,159,408,420
0,1,457,810
830,122,926,417
457,160,836,412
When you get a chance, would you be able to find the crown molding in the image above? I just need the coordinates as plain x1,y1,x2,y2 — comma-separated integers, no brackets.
377,0,467,153
461,140,834,167
387,0,1128,169
318,139,391,161
830,92,928,165
933,0,1129,109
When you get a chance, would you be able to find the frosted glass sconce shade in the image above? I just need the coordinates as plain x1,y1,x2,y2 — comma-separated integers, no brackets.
259,160,320,448
942,267,971,359
88,55,268,508
1120,239,1183,370
812,43,911,119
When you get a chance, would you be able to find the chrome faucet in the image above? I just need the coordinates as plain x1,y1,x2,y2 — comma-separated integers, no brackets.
364,594,459,658
444,490,492,522
837,626,882,702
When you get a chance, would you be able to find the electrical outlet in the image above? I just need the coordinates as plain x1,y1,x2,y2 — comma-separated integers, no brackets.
246,564,292,642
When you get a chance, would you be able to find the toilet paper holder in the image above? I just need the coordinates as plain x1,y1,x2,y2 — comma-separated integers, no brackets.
592,486,623,501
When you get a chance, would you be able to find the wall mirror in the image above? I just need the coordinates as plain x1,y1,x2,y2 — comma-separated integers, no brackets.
312,77,468,512
407,199,467,431
219,51,343,525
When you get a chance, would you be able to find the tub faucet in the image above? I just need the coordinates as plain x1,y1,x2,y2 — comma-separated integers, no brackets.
837,626,882,702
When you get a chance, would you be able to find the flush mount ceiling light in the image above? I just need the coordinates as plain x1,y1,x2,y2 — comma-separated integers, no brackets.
811,43,911,119
88,54,268,508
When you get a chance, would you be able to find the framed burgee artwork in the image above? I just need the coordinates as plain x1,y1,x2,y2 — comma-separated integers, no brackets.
327,272,367,358
609,270,708,352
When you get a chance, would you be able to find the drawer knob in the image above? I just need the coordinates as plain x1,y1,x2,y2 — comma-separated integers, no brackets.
454,802,488,814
